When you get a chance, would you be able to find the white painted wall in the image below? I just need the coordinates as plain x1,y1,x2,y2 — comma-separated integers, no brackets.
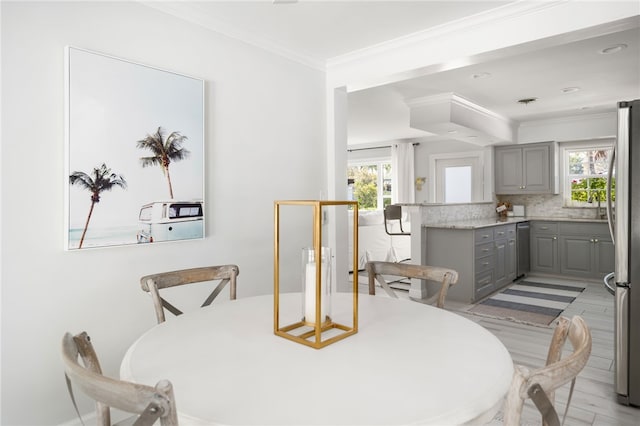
0,2,325,424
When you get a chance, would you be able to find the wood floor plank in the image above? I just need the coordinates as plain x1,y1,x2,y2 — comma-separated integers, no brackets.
442,275,640,425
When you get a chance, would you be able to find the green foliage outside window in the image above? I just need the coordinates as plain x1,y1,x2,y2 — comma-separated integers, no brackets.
567,148,615,204
570,177,615,202
348,165,378,210
347,163,392,210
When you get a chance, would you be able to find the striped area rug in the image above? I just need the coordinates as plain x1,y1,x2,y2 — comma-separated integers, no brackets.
468,279,586,326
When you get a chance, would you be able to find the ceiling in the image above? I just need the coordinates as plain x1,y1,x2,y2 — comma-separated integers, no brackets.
146,1,640,146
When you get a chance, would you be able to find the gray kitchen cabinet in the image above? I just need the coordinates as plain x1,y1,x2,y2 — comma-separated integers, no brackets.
474,227,496,300
530,220,613,279
559,222,614,279
494,224,517,289
594,238,615,276
423,223,517,303
506,226,517,280
494,142,558,194
530,221,560,274
559,235,593,276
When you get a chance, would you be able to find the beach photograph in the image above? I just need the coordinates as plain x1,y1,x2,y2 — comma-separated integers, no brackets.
65,47,204,249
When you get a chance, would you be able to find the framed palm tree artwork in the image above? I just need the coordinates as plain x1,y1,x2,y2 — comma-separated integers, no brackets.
64,47,204,250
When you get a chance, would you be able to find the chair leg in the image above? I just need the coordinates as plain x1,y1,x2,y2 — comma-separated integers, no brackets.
503,366,528,425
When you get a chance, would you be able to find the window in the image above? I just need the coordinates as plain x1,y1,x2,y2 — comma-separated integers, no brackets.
430,153,483,204
347,161,391,210
168,203,203,219
444,165,472,203
562,140,615,206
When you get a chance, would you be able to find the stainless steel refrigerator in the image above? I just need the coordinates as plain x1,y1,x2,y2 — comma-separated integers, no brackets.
605,99,640,406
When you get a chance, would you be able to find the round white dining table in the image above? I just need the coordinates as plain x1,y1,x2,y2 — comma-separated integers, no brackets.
121,293,513,425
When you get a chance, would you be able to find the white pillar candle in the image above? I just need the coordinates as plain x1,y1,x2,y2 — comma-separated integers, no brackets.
303,247,331,326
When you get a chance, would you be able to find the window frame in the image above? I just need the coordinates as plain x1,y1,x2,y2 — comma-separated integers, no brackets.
560,139,615,207
347,158,392,211
428,151,484,204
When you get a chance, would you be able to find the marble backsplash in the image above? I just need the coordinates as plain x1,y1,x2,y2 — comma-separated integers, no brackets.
497,194,604,219
416,193,604,224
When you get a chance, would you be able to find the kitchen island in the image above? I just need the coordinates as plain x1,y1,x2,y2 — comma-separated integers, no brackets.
422,220,522,303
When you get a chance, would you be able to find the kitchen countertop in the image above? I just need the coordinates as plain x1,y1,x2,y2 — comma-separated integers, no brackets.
424,216,608,230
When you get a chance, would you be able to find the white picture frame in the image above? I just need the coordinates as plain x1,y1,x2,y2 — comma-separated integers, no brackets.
64,46,205,250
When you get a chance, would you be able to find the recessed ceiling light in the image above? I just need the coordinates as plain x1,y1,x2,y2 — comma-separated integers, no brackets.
561,87,581,94
599,44,627,54
472,72,491,79
517,97,538,105
447,130,458,134
468,135,478,139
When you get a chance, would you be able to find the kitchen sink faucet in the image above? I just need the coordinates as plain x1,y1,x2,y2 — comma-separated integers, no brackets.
592,193,606,220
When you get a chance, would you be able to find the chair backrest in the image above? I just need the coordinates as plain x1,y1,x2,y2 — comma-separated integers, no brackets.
366,261,458,308
383,204,410,236
61,332,178,426
503,315,592,426
140,265,239,324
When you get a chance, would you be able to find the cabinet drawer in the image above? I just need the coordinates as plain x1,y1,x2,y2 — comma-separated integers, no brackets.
475,271,495,299
474,228,494,243
475,242,494,258
475,255,495,274
531,221,558,234
494,224,515,239
559,221,609,236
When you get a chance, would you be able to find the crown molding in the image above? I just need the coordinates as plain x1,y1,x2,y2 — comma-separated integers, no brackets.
406,92,515,127
326,1,562,68
140,0,636,77
139,1,325,71
141,1,565,72
518,110,616,128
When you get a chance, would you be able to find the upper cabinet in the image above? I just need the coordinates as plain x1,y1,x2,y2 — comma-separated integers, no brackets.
494,141,558,194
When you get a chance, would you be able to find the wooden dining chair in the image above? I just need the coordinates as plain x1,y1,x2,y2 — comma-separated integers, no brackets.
61,331,178,426
366,261,458,308
140,264,239,324
503,315,592,426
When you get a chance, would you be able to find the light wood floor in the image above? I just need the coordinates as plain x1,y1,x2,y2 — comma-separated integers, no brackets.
448,276,640,425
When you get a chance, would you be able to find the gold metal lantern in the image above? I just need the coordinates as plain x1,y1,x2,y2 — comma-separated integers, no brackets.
274,200,358,349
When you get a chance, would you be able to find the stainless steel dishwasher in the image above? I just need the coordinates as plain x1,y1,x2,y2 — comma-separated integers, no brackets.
516,222,530,278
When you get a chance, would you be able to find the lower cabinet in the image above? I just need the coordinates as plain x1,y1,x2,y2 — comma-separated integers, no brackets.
530,221,613,279
530,221,560,274
494,224,517,289
422,219,612,303
558,222,614,279
423,223,516,303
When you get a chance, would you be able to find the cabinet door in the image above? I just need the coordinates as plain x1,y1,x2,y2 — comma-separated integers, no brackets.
495,147,523,194
559,235,592,277
494,238,508,289
522,145,551,192
531,234,558,273
506,238,517,282
594,237,615,277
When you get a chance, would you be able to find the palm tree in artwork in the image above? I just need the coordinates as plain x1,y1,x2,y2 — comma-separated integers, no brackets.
136,127,190,199
69,163,127,249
